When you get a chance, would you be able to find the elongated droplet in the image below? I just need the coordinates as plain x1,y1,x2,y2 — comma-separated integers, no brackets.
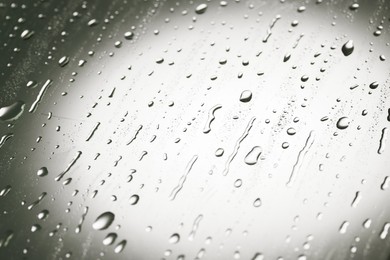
286,131,315,187
86,122,100,141
169,155,198,200
58,56,69,67
0,101,25,121
203,105,222,134
0,134,13,149
189,214,203,241
29,79,52,113
381,176,389,190
351,191,361,208
341,40,354,56
27,192,47,210
54,151,82,181
92,212,115,230
244,146,262,165
339,221,349,234
378,127,388,154
223,117,256,176
380,223,390,239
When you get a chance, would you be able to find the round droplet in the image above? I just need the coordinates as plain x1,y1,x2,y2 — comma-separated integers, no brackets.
169,233,180,244
240,90,252,102
282,142,289,149
129,194,139,205
253,198,262,207
234,179,242,188
287,127,296,135
301,75,309,82
103,233,117,246
215,148,224,157
37,167,48,177
92,212,115,230
0,101,25,121
336,117,350,130
37,210,49,220
341,40,354,56
195,3,208,14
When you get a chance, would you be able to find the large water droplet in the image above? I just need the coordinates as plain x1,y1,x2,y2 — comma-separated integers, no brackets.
0,101,25,121
240,90,252,103
336,117,350,130
169,233,180,244
195,3,208,14
244,146,262,165
341,40,354,56
37,167,48,177
92,212,115,230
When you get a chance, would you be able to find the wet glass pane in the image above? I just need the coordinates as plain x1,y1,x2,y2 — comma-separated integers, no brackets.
0,0,390,259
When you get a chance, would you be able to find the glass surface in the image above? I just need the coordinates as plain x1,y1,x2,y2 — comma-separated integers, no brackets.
0,0,390,259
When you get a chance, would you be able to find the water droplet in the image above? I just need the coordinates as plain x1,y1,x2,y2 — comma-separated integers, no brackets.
253,198,262,207
341,40,354,56
92,212,115,230
244,146,262,165
169,233,180,244
0,101,25,121
234,179,242,188
20,29,34,40
114,240,126,253
369,81,379,89
124,31,133,39
287,127,296,135
37,210,49,220
129,194,139,205
195,3,208,14
215,148,224,157
87,19,98,27
349,3,359,10
103,233,117,246
336,117,350,130
58,56,69,67
239,90,252,102
37,167,48,177
339,221,349,234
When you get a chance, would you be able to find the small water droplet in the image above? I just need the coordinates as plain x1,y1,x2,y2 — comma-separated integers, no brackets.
253,198,262,207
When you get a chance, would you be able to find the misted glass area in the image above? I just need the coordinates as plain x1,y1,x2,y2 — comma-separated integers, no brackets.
0,0,390,259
